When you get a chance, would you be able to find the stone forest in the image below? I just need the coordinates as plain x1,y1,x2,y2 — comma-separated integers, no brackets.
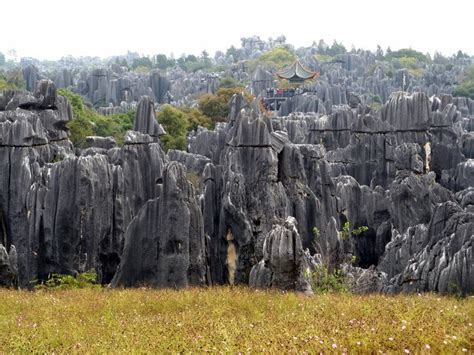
0,35,473,297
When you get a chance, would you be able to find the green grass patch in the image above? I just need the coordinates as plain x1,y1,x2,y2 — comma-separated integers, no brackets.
0,287,472,353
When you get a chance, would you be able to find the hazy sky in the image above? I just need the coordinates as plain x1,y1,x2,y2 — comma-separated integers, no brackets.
1,0,473,60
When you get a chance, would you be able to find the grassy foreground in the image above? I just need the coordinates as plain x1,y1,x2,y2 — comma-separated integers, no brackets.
0,287,472,353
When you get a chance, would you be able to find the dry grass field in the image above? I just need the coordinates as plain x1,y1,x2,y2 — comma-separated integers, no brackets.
0,287,472,353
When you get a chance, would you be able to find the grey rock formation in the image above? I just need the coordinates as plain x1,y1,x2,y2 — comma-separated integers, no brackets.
249,217,313,293
0,41,473,295
380,202,473,294
389,171,453,233
342,264,387,294
111,162,207,288
0,244,17,286
251,66,274,96
133,96,165,138
23,65,41,92
83,136,117,150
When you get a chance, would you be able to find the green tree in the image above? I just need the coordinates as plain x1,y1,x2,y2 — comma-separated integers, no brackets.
58,89,96,145
181,107,213,132
157,105,189,151
257,47,296,70
398,56,424,76
0,68,25,90
327,40,347,56
58,89,135,146
226,45,241,62
132,56,153,70
219,77,244,89
198,87,253,123
198,94,228,122
155,54,175,69
453,65,474,99
385,48,429,63
0,52,5,66
456,50,469,59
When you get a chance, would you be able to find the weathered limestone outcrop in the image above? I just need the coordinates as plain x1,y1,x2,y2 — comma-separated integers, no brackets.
389,171,453,233
133,96,165,138
380,202,473,294
74,68,171,107
251,66,274,96
0,55,473,296
22,65,41,92
342,264,388,294
111,162,207,288
249,217,313,293
0,244,17,286
0,80,172,286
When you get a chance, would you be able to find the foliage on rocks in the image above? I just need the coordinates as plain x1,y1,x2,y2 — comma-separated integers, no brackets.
34,271,99,290
58,89,134,146
453,65,474,99
198,87,253,122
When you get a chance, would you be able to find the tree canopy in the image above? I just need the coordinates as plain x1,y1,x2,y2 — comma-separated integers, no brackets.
256,47,296,70
199,87,253,123
453,65,474,100
0,68,25,90
58,89,134,146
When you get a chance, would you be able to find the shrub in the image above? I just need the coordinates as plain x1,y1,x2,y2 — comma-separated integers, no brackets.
314,54,334,62
219,77,244,89
198,94,228,122
309,265,348,294
453,65,474,100
0,68,25,90
398,56,425,77
181,107,213,132
156,104,215,152
35,270,99,290
157,105,190,151
340,221,368,240
386,48,430,63
198,87,253,123
132,57,153,70
58,89,134,145
312,227,320,238
255,47,296,70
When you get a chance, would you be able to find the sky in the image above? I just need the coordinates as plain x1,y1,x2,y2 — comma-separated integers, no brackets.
1,0,473,60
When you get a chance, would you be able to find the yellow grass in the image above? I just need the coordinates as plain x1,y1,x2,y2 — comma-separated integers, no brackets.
0,287,472,353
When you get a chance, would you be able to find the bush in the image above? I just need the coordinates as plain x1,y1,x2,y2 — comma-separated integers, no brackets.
453,65,474,100
157,105,190,151
219,77,244,89
132,57,153,70
198,94,229,122
256,47,296,70
314,54,333,62
35,270,99,290
340,221,368,240
198,87,253,123
0,68,25,90
308,265,348,294
181,107,213,132
58,89,134,145
154,54,175,70
386,48,430,63
157,105,215,152
398,56,424,77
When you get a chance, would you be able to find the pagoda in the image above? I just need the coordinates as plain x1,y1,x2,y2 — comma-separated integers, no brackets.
276,60,318,83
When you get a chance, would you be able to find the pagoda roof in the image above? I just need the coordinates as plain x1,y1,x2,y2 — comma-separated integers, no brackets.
276,60,318,82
